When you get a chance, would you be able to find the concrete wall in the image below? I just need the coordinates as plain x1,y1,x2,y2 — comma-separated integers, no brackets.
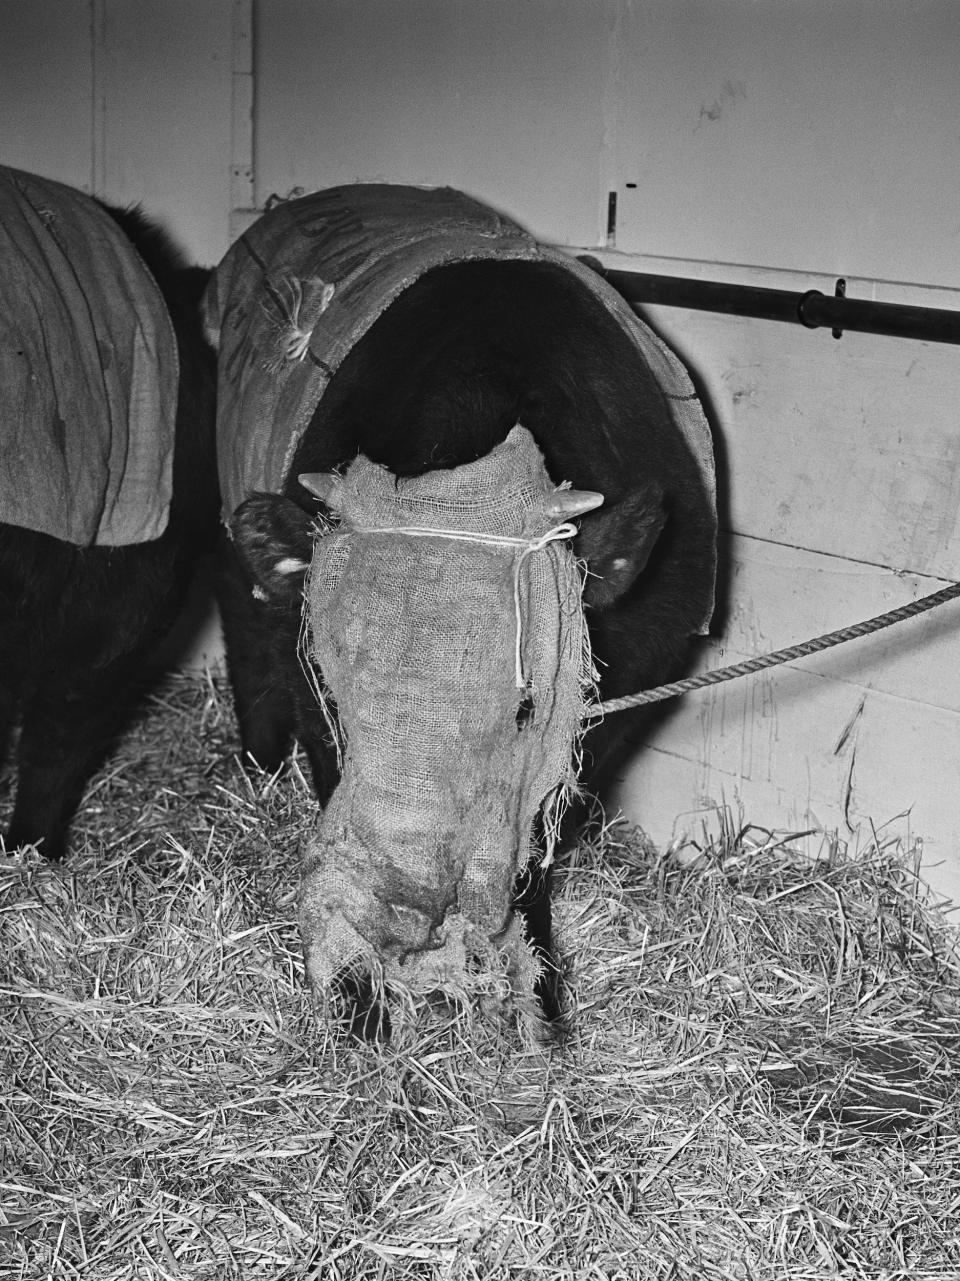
3,0,958,904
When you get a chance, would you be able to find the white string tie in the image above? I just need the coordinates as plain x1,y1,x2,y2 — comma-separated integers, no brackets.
347,521,578,688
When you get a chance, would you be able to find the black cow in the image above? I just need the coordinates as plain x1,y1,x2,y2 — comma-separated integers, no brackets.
0,173,217,861
207,186,716,1028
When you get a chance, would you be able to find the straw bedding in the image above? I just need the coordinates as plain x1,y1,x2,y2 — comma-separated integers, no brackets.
1,671,958,1279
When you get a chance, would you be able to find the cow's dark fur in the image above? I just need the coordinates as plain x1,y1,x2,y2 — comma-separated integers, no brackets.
221,259,715,1025
0,204,218,861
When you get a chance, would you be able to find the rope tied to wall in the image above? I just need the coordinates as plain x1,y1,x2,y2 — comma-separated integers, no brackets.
586,579,960,719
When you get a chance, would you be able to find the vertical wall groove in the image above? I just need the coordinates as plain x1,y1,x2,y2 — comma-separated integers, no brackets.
89,0,107,196
230,0,255,240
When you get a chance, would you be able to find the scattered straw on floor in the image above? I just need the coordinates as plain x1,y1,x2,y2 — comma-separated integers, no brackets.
1,671,958,1280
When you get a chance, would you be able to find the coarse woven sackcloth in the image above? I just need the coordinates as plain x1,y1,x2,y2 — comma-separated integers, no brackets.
0,166,178,546
298,426,590,997
204,183,716,625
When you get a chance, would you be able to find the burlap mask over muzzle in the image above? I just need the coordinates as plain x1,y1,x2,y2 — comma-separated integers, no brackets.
298,426,594,999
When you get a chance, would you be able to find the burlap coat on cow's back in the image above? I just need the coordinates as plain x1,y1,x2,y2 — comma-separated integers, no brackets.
203,183,715,530
0,166,177,546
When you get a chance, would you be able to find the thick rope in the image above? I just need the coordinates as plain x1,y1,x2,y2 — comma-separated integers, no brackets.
586,580,960,719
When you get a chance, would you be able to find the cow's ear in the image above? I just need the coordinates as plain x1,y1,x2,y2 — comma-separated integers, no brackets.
576,483,667,610
230,494,314,604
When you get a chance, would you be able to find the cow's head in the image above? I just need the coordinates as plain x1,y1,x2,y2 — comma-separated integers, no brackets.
230,427,666,1008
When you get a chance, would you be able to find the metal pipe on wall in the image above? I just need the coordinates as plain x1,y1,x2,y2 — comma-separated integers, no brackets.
587,262,960,346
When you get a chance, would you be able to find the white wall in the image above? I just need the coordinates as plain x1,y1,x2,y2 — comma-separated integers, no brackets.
255,0,610,246
607,0,960,287
0,0,234,265
3,1,959,905
2,1,92,192
605,264,960,910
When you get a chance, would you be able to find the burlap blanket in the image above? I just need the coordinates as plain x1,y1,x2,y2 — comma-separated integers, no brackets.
204,183,716,558
0,166,177,546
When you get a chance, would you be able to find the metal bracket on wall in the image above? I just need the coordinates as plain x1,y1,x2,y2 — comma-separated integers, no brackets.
832,277,846,340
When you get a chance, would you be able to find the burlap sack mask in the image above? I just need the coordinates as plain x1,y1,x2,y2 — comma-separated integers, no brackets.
298,426,596,997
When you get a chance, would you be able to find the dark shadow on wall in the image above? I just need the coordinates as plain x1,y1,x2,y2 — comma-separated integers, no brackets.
570,277,733,813
573,256,732,640
621,300,731,639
